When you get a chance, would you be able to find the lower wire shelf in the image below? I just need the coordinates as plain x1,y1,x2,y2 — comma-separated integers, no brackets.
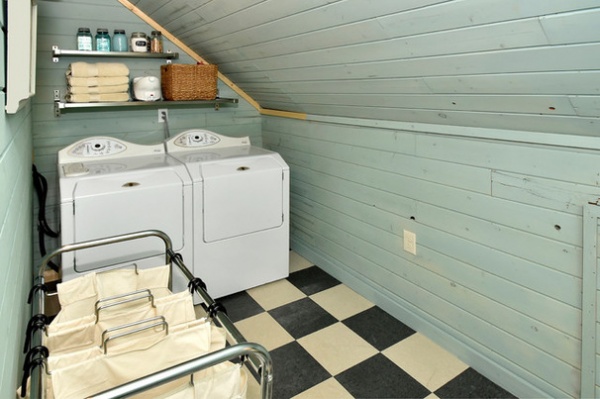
53,93,239,116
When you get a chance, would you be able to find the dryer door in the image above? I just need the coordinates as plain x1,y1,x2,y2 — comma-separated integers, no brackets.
69,170,185,272
202,156,283,243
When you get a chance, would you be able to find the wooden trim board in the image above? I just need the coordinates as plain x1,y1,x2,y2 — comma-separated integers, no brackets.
117,0,307,120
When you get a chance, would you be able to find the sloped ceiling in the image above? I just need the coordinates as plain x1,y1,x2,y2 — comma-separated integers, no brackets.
126,0,600,136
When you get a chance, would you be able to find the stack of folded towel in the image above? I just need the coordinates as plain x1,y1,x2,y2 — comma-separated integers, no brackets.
66,62,130,103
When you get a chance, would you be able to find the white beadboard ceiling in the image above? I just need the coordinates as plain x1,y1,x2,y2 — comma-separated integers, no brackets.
128,0,600,136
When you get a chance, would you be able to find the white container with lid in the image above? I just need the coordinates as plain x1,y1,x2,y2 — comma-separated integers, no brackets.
130,32,148,52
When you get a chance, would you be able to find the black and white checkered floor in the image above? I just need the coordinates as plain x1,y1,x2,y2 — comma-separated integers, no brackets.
217,252,517,399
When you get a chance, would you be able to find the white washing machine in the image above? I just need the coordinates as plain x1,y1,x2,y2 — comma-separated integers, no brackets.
165,129,289,298
58,136,193,293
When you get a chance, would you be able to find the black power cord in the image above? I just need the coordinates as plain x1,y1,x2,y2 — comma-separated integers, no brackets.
32,165,59,272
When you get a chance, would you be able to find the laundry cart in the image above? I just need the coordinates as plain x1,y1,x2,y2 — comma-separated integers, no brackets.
21,230,273,399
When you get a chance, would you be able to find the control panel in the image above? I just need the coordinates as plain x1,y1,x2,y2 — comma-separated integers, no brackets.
166,129,250,153
68,138,127,157
174,130,221,147
58,137,165,164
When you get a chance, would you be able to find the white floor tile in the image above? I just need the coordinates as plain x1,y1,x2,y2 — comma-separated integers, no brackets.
289,251,314,273
298,322,378,376
383,333,468,391
310,284,373,320
234,312,294,351
246,279,305,311
291,377,354,399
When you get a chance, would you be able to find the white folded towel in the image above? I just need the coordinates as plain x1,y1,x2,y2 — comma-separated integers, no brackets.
67,76,129,87
67,84,129,94
67,62,130,77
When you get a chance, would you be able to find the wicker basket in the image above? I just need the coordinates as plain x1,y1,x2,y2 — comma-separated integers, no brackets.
160,64,218,101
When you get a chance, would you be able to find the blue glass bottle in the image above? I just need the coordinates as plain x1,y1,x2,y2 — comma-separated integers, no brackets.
95,28,111,52
77,28,93,51
112,29,127,52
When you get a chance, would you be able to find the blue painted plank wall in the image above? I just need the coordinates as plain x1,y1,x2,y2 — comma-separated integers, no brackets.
1,1,33,395
0,90,33,398
263,114,600,398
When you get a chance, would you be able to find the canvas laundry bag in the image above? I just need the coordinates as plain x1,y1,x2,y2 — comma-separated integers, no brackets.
48,319,229,398
43,328,247,399
148,361,248,399
52,264,172,324
191,361,247,399
20,320,231,399
46,318,225,372
44,290,196,354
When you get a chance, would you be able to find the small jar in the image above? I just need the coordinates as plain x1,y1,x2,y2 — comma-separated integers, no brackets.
112,29,128,52
150,30,163,53
76,27,93,51
95,28,111,52
130,32,148,52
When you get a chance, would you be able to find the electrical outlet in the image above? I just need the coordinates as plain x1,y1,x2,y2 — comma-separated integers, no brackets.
158,109,168,123
403,229,417,255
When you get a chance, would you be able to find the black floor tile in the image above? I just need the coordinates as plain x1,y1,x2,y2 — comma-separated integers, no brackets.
335,353,431,398
269,341,331,399
435,368,518,398
287,266,340,295
216,291,264,323
343,306,416,351
269,297,337,339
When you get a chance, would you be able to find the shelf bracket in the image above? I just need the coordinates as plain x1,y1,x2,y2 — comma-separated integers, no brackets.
214,89,221,110
53,89,62,117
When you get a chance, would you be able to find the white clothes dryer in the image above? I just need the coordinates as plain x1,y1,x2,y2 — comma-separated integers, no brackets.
165,129,289,298
58,136,193,293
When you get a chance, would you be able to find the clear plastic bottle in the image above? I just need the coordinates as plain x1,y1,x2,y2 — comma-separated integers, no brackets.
150,30,163,53
76,27,93,51
95,28,111,52
112,29,128,52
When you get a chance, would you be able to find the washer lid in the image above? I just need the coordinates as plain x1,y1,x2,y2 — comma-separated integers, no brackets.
69,169,186,269
202,155,284,243
59,154,191,202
